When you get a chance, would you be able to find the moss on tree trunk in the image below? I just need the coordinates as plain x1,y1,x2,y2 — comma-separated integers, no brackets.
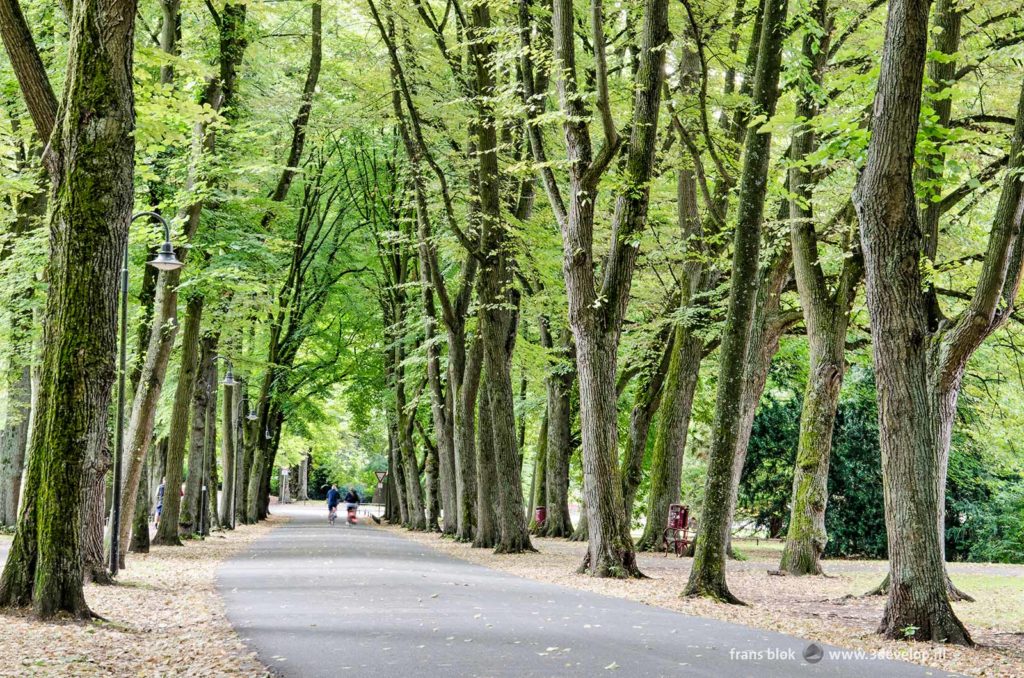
0,0,136,618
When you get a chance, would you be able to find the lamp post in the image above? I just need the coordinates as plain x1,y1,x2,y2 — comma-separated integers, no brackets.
110,212,183,576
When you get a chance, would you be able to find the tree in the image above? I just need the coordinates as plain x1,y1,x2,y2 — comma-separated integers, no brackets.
0,0,136,617
541,0,670,577
684,0,788,602
853,0,1024,644
778,0,863,576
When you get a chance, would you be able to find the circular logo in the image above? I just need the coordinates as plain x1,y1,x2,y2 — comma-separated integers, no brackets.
803,643,824,664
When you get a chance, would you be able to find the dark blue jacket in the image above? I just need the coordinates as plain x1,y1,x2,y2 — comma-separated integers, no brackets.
327,488,341,508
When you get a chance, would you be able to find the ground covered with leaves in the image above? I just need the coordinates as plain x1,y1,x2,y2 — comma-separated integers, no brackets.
0,520,278,677
389,526,1024,677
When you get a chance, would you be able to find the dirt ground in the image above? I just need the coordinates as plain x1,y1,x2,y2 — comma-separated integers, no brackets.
0,519,278,677
388,526,1024,677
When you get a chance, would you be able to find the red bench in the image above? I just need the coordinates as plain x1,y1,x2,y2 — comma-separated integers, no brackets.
662,504,691,557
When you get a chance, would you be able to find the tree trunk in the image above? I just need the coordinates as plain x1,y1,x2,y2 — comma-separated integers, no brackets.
574,334,639,576
0,365,30,528
245,442,264,524
549,0,669,578
237,397,258,525
129,448,150,557
80,436,113,584
396,414,425,531
570,497,588,542
420,285,455,534
467,0,532,555
388,419,408,526
232,383,246,526
204,355,219,532
684,0,787,603
254,416,275,520
852,0,975,645
778,338,843,575
484,345,533,553
219,382,235,529
473,386,499,549
0,0,136,619
424,436,441,532
452,336,481,541
637,325,702,551
527,413,547,534
180,334,215,535
154,296,203,544
620,338,671,522
117,272,181,559
543,357,574,538
777,0,857,577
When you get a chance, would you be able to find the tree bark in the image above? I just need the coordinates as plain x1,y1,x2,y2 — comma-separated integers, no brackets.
129,447,151,554
0,0,136,619
527,413,547,534
232,383,246,525
181,334,215,535
80,436,112,584
388,417,409,526
473,386,499,549
465,0,532,554
395,391,425,531
420,283,456,534
453,337,481,540
153,296,203,544
0,364,31,528
543,339,574,539
620,336,671,522
203,355,219,532
852,0,982,645
684,0,787,603
219,382,235,529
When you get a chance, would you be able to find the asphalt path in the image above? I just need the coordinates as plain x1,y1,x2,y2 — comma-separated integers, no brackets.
217,504,957,678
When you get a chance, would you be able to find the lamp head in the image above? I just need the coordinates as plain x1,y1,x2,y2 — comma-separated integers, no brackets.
222,367,236,387
247,410,258,421
148,241,184,272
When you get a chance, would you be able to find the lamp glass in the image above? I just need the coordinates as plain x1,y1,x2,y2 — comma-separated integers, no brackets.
148,242,184,272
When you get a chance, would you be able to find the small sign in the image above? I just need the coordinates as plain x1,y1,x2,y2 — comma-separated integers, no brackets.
375,470,388,482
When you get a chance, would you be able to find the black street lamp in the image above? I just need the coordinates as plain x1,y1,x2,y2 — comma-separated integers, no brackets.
110,212,183,575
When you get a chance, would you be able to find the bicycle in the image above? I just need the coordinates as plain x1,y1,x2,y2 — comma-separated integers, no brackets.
328,505,338,526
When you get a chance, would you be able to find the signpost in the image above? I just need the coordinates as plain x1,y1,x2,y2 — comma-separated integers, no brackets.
373,470,389,523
